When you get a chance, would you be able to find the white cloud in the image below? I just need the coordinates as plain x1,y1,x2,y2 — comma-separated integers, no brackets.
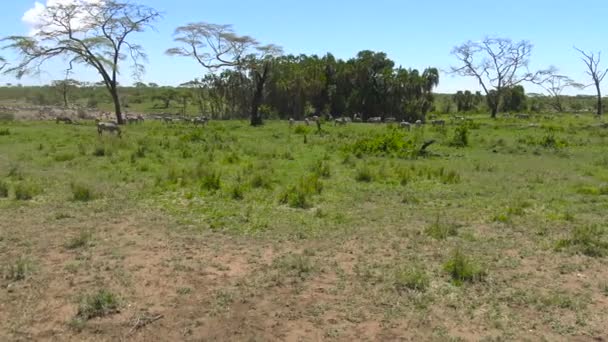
22,0,103,36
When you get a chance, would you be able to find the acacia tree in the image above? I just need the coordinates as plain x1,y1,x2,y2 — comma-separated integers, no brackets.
166,22,282,126
533,67,583,112
2,0,160,124
451,37,540,118
575,48,607,115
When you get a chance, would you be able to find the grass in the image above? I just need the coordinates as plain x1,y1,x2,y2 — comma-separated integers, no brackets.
1,116,608,339
76,289,120,320
0,180,8,198
443,249,486,285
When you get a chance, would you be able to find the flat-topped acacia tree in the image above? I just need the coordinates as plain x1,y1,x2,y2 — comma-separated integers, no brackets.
166,22,282,126
2,0,161,124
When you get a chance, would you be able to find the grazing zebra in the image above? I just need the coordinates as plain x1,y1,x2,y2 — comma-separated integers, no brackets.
400,121,411,130
334,117,348,126
192,116,208,126
415,120,423,127
97,122,122,137
304,118,310,126
368,117,382,123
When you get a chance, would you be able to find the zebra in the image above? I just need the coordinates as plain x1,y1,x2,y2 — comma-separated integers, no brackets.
97,122,122,137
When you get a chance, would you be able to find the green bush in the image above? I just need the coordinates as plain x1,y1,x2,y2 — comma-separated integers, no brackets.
443,249,486,285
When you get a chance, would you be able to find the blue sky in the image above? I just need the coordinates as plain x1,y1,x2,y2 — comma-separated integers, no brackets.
0,0,606,95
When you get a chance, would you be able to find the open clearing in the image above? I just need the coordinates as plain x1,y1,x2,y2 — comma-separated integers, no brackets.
1,116,608,341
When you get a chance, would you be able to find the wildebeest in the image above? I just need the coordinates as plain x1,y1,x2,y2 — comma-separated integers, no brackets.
97,122,121,137
56,116,74,124
368,117,382,123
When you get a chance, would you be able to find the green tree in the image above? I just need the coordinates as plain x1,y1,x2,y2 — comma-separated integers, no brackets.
2,1,161,124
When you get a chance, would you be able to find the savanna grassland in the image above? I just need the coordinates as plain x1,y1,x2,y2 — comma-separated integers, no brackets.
1,116,608,341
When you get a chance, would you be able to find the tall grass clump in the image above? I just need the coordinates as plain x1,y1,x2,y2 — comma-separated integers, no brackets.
355,165,374,182
448,125,469,147
0,128,10,136
71,182,95,202
394,266,430,293
77,289,120,320
555,225,608,257
443,249,486,285
279,174,323,209
14,181,40,200
311,160,331,178
0,180,8,198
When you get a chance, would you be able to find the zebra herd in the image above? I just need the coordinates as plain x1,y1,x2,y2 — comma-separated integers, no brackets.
288,114,450,130
95,114,210,137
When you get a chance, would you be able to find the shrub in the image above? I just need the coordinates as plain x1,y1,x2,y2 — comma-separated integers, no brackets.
443,249,486,285
0,128,10,136
14,181,39,200
394,266,429,293
0,180,8,198
448,125,469,147
71,183,94,202
77,289,120,320
355,166,374,182
555,225,608,257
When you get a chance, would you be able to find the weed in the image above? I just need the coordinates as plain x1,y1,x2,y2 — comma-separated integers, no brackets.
425,217,459,240
394,266,429,293
279,174,323,209
77,289,120,320
443,249,486,285
229,182,245,200
2,257,34,281
448,125,469,147
250,172,273,189
355,165,374,182
273,253,315,280
311,160,331,178
0,180,8,198
71,182,95,202
556,225,608,257
200,169,221,191
14,181,40,200
65,230,94,249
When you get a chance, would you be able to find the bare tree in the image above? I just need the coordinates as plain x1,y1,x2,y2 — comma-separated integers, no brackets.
533,67,584,112
166,22,282,126
574,47,607,115
0,56,7,72
2,0,161,124
450,37,539,118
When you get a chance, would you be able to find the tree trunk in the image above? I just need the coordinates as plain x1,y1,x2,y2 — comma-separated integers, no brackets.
62,85,68,108
596,82,603,116
490,105,498,118
110,86,124,124
250,63,269,127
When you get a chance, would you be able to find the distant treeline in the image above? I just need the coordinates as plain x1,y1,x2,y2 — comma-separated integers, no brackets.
0,52,601,120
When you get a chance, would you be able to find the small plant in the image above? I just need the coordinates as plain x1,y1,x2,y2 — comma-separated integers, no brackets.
200,169,221,191
443,249,486,285
273,253,315,280
394,266,429,293
77,289,120,320
14,181,39,200
555,225,608,257
229,182,244,200
250,172,273,189
425,217,458,240
448,125,469,147
65,230,93,249
71,182,95,202
92,146,106,157
311,160,331,178
355,165,374,182
279,174,323,209
3,257,33,281
0,180,8,198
